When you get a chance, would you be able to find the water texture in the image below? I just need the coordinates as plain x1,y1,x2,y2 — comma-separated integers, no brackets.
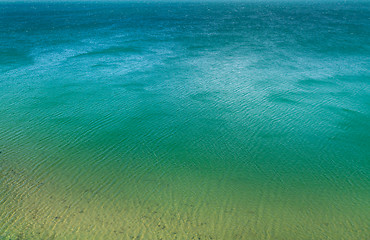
0,1,369,239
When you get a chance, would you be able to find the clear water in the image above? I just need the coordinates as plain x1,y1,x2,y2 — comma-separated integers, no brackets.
0,1,369,239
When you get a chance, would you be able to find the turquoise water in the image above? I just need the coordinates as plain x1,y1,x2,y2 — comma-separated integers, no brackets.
0,1,369,239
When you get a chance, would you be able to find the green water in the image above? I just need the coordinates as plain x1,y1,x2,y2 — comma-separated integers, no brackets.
0,1,369,239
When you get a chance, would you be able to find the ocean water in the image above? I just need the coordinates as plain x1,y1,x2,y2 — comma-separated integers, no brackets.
0,1,369,239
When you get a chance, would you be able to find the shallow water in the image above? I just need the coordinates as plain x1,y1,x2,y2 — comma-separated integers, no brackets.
0,1,369,239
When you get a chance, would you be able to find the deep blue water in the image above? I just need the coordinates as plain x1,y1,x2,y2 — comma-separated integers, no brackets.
0,1,369,239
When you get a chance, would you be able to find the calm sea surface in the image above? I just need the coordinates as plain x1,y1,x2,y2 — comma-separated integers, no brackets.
0,1,369,239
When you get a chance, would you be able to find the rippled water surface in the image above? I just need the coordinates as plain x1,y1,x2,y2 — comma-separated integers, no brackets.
0,1,369,239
